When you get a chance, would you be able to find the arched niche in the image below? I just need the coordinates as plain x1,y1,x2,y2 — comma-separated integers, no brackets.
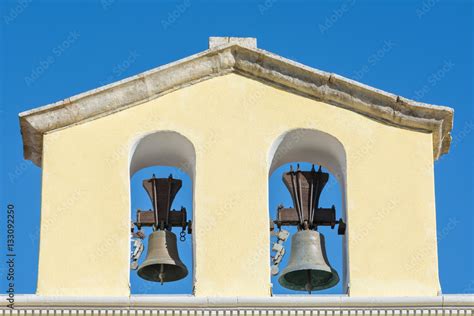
268,128,349,294
130,131,196,180
128,131,196,294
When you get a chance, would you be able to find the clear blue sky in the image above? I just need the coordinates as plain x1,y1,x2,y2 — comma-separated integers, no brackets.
0,0,472,295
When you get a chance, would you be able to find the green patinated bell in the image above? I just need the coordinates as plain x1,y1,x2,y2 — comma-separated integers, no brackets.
278,230,339,292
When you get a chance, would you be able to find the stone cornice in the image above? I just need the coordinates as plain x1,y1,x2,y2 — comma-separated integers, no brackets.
1,295,473,315
19,40,454,166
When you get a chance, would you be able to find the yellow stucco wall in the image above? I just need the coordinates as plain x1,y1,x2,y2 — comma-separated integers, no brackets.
37,73,440,297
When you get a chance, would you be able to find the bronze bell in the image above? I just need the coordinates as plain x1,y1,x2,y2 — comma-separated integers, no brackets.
137,230,188,283
278,230,339,292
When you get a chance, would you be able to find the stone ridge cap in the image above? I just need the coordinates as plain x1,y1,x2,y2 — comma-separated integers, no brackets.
18,41,454,166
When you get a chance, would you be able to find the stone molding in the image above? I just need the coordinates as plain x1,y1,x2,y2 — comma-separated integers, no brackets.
209,37,257,49
1,295,473,315
19,38,454,166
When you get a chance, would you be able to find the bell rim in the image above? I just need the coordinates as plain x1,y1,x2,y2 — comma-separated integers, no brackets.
137,263,189,282
279,262,332,275
277,268,340,292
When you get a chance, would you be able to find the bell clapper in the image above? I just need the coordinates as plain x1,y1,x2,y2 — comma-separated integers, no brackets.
305,269,313,294
159,264,165,285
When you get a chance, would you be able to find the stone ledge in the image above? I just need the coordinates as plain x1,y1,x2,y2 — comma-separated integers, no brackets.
19,38,454,166
1,308,472,315
1,295,473,315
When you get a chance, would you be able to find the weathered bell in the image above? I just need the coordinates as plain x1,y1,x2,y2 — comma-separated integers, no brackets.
137,230,188,283
279,230,339,292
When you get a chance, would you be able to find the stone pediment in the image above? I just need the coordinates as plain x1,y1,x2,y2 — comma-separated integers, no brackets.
19,37,453,166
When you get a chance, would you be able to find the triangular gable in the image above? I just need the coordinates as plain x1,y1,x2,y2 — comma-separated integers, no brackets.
19,37,453,166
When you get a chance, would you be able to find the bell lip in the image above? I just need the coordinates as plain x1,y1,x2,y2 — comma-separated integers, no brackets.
137,263,188,282
278,229,339,292
279,263,332,275
278,268,340,292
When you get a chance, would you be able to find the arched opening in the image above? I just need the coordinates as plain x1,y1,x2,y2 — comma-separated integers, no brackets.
129,131,196,294
268,129,348,295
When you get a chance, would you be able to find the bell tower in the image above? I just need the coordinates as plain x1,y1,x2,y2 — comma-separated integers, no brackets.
12,37,473,314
